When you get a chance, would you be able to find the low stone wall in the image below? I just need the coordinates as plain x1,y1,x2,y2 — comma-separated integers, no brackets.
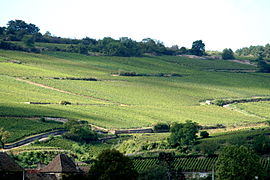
113,128,154,135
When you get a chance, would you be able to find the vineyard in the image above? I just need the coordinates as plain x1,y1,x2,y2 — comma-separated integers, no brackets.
0,49,270,143
132,156,270,172
0,117,63,143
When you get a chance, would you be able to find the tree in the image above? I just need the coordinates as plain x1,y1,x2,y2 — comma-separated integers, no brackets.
138,165,169,180
79,44,89,55
88,149,138,180
6,20,39,41
0,27,5,36
178,47,187,54
222,48,234,60
0,128,10,149
152,122,170,132
252,134,270,155
22,35,35,47
216,145,263,180
191,40,205,56
63,120,98,143
200,131,209,138
257,60,270,73
168,120,200,147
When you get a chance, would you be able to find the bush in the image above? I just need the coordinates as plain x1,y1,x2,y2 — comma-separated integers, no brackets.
222,48,234,60
153,123,170,132
213,99,227,106
200,131,209,138
88,149,138,180
195,141,220,156
40,117,46,122
59,101,71,105
63,120,98,143
119,71,137,76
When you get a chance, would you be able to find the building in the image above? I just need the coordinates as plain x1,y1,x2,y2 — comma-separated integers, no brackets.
0,152,24,180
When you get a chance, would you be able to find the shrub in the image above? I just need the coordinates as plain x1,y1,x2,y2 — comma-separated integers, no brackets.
119,71,137,76
200,131,209,138
40,117,46,122
153,123,170,132
213,99,227,106
222,48,234,60
59,101,71,105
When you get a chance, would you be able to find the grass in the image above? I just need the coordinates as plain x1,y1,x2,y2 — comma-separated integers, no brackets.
0,117,63,143
236,102,270,119
22,136,113,158
0,49,269,131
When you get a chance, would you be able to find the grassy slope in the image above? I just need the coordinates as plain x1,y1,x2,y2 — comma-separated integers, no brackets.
0,118,63,143
0,50,269,130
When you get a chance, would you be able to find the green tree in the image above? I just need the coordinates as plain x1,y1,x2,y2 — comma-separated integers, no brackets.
79,44,89,55
257,60,270,73
6,20,39,41
0,128,10,148
22,35,35,47
63,120,98,143
88,149,138,180
168,120,200,147
200,131,209,138
252,134,270,155
0,27,5,36
216,145,263,180
222,48,234,60
138,165,169,180
191,40,205,56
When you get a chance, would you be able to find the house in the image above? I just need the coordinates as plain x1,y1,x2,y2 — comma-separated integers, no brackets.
0,152,24,180
39,154,82,180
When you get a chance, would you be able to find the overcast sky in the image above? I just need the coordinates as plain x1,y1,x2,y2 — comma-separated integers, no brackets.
1,0,270,50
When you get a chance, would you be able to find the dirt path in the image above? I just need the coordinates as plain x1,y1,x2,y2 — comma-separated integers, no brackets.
16,78,129,106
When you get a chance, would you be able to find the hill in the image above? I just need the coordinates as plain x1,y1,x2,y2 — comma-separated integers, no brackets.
0,50,269,132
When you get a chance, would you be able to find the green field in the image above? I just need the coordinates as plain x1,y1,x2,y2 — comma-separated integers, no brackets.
236,102,270,119
0,117,63,143
0,49,269,133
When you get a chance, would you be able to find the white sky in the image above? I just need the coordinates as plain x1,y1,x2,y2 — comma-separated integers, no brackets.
1,0,270,50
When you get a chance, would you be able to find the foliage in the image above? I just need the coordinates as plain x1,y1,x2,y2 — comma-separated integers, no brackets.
216,145,263,180
222,48,234,60
195,140,220,156
138,164,170,180
5,20,40,41
168,121,200,148
88,149,138,180
13,151,61,168
196,128,270,155
133,156,219,172
63,119,98,143
252,135,270,155
191,40,205,56
115,134,169,154
258,60,270,73
0,118,63,143
153,122,170,132
0,50,267,130
236,44,270,59
59,100,72,105
0,128,10,148
22,35,35,48
200,131,209,138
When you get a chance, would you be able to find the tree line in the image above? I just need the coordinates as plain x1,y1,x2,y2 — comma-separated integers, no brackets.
236,44,270,59
0,20,206,57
